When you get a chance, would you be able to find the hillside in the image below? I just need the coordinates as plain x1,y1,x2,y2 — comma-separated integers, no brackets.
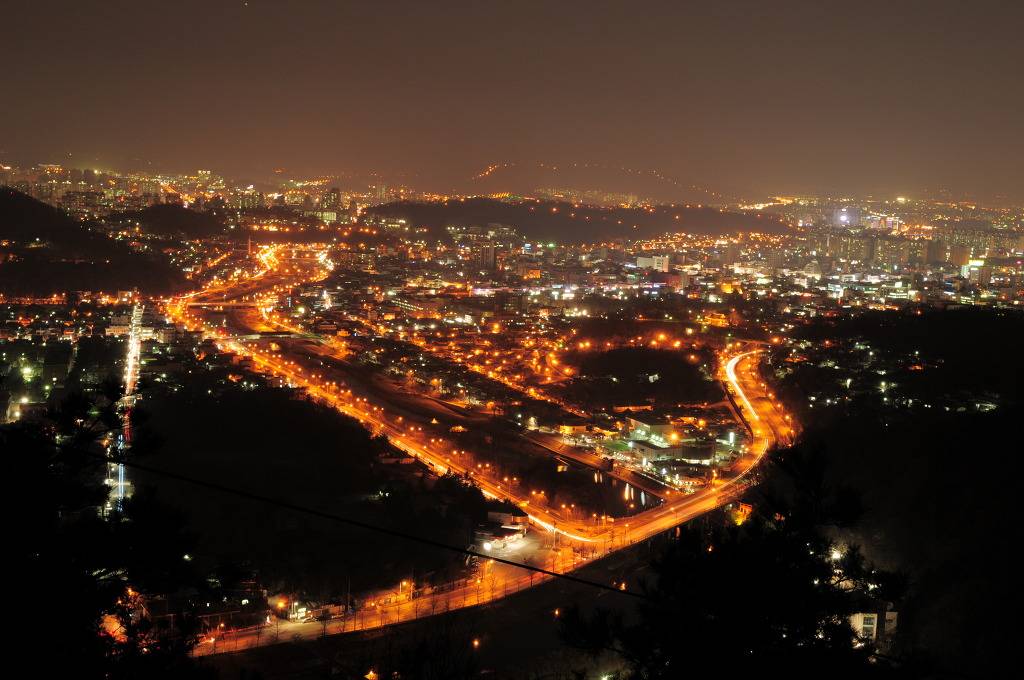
0,186,96,250
0,188,187,295
364,197,790,242
108,204,226,239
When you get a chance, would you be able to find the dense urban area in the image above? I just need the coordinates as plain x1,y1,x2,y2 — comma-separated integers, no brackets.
9,0,1024,675
4,158,1021,678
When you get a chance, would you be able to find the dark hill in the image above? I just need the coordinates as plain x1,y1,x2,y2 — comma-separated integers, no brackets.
0,186,94,249
364,198,790,242
108,204,225,239
0,189,186,295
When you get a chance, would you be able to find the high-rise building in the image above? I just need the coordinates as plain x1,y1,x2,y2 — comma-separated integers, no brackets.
477,244,498,271
948,244,971,267
821,233,874,262
321,187,341,210
925,239,947,264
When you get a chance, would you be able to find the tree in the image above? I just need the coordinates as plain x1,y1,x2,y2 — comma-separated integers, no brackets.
8,390,209,679
561,446,904,678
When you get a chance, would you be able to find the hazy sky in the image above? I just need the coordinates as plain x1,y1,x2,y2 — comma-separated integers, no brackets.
2,0,1022,201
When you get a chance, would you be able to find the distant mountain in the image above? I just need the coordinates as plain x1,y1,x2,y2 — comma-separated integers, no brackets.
109,204,225,239
363,198,789,242
0,188,186,295
460,162,734,205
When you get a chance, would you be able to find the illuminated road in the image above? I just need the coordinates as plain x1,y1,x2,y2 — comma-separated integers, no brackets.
725,350,795,449
166,248,793,654
108,303,143,511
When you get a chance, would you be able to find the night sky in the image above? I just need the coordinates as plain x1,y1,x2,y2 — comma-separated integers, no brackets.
2,0,1021,201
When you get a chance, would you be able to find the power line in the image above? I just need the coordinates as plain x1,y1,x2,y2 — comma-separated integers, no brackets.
92,451,650,601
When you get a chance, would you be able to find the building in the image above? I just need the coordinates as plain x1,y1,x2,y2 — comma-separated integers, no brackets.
626,415,674,441
832,206,861,228
636,255,670,272
630,439,681,462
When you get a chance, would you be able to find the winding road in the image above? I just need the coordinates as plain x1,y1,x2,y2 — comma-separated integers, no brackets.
165,247,794,655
